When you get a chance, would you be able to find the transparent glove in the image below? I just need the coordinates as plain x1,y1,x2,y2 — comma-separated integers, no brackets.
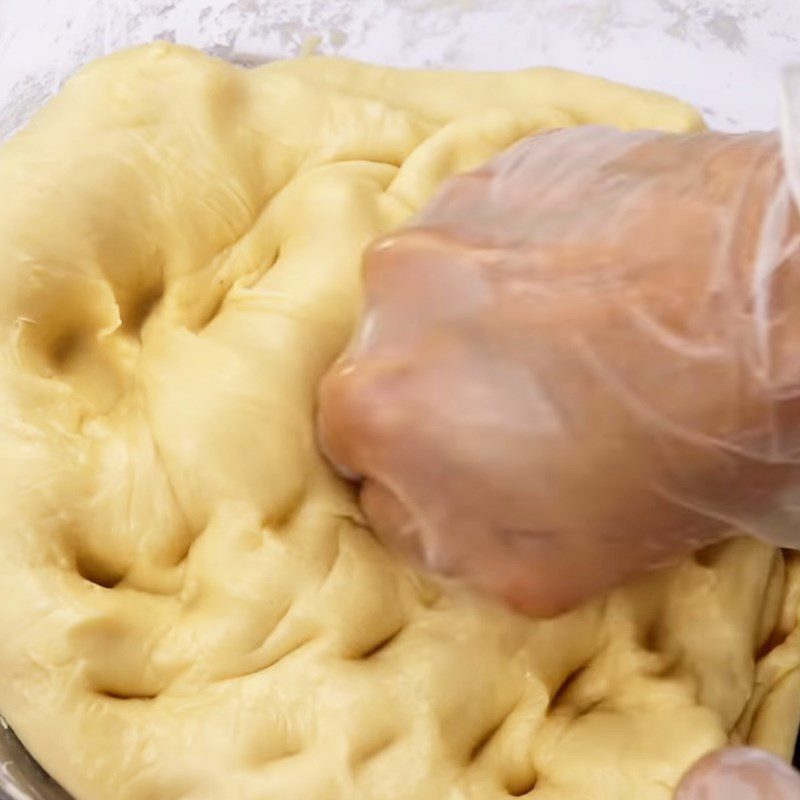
676,748,800,799
318,112,800,615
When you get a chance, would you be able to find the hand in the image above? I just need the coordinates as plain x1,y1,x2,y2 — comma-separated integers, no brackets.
318,126,800,616
677,748,800,799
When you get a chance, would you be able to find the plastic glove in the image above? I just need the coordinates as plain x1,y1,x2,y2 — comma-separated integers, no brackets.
318,125,800,616
676,748,800,799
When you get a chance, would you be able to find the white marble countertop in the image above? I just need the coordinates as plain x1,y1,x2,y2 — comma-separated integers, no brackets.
0,0,798,139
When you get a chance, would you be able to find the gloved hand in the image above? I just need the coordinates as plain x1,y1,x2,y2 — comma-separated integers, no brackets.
676,747,800,799
318,125,800,616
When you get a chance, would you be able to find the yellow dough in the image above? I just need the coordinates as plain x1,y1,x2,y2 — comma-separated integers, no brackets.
1,42,800,800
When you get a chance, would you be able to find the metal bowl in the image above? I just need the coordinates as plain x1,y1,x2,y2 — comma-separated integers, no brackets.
0,719,72,800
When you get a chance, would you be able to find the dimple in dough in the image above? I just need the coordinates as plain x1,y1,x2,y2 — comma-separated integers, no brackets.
0,42,800,800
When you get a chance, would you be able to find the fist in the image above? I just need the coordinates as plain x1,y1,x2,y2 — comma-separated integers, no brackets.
318,126,800,616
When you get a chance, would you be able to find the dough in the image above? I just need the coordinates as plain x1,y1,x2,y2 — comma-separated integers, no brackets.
0,42,798,800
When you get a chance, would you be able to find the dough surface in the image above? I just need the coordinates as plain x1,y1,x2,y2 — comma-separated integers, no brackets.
0,43,799,800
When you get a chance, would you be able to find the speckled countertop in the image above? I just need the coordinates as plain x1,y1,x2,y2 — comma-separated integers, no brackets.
1,0,798,139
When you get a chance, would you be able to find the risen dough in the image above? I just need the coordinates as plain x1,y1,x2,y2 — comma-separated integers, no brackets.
0,43,798,800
